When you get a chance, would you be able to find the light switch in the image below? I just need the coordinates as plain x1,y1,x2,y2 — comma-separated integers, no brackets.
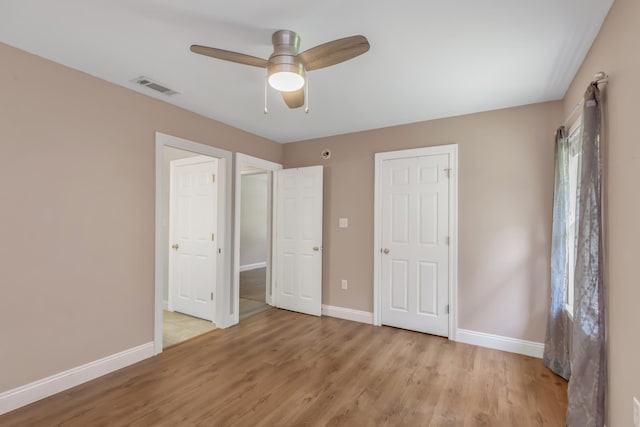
339,218,349,228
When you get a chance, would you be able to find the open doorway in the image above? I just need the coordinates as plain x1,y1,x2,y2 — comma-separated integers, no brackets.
162,147,218,348
238,168,270,320
233,153,282,324
155,133,233,355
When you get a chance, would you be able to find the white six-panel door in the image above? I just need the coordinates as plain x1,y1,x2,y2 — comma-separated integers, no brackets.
169,156,218,321
380,154,450,336
274,166,323,316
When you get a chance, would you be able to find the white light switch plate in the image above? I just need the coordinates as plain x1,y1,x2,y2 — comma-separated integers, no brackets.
341,280,348,290
633,397,639,427
339,218,349,228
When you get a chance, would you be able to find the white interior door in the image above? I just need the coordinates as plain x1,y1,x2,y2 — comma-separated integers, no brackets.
274,166,323,316
380,154,450,336
169,156,218,321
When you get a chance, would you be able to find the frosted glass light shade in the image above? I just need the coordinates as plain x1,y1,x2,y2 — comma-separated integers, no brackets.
268,71,305,92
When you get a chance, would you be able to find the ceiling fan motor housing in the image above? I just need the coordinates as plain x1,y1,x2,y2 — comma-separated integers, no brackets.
268,30,306,86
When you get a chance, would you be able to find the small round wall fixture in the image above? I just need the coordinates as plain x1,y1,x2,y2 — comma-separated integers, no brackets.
321,149,331,160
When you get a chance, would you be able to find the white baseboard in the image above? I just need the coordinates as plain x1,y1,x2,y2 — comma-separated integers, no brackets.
322,304,373,325
456,329,544,358
239,262,267,272
0,342,154,416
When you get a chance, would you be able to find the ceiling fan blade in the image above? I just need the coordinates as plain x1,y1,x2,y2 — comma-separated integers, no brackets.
282,88,305,109
297,35,370,71
190,45,268,68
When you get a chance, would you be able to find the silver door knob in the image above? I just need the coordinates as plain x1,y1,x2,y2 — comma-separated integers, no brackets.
313,246,320,252
171,244,179,250
383,248,390,254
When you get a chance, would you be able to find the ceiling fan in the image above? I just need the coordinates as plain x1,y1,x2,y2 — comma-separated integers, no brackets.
190,30,370,109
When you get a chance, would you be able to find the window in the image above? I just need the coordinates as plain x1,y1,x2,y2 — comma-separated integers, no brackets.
566,122,582,317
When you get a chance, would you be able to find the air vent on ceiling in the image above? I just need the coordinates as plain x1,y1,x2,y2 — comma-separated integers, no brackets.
131,76,178,96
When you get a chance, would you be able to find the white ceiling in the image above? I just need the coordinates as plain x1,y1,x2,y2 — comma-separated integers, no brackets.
0,0,613,143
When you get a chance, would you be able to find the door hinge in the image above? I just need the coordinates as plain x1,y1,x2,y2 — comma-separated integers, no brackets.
445,304,449,314
211,233,215,242
444,168,451,178
218,248,222,254
210,292,214,301
446,236,450,245
211,174,216,183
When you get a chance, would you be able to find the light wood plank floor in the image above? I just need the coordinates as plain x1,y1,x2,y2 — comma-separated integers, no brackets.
0,309,567,426
239,267,269,321
239,297,270,321
239,267,266,302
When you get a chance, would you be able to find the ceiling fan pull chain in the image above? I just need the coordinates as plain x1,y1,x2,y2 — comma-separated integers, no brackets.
264,75,269,114
305,75,310,114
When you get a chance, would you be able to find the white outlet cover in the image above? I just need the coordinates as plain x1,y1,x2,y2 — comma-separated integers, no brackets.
339,218,349,228
341,279,348,289
633,397,640,427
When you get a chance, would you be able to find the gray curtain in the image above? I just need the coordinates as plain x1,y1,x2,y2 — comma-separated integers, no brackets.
543,126,572,380
567,83,606,427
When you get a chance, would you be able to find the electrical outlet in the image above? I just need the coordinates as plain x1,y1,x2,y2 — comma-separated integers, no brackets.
633,397,640,427
339,218,349,228
341,279,348,290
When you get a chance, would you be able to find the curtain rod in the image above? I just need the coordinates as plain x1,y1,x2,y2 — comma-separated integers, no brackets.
560,72,608,128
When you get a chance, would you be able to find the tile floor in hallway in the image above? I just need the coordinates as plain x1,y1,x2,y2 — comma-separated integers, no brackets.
163,310,217,348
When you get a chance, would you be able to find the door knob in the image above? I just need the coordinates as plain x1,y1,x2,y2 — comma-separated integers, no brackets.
313,246,320,252
171,244,179,250
383,248,390,254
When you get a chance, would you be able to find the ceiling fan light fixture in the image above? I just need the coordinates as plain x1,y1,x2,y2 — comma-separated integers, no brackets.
268,63,305,92
269,71,305,92
191,29,370,107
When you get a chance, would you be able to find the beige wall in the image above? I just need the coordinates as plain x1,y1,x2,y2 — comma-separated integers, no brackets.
0,42,282,393
562,0,640,424
284,101,562,343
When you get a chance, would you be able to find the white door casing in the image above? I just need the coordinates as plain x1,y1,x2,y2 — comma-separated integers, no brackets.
232,153,283,326
374,145,458,339
274,166,323,316
155,132,232,355
169,156,218,321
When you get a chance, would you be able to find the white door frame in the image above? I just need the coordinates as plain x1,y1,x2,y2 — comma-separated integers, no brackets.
154,132,233,355
373,144,459,340
233,153,282,325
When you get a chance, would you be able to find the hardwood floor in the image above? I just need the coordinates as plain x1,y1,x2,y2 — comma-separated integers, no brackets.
0,309,567,426
239,267,266,302
239,297,270,321
239,267,269,321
